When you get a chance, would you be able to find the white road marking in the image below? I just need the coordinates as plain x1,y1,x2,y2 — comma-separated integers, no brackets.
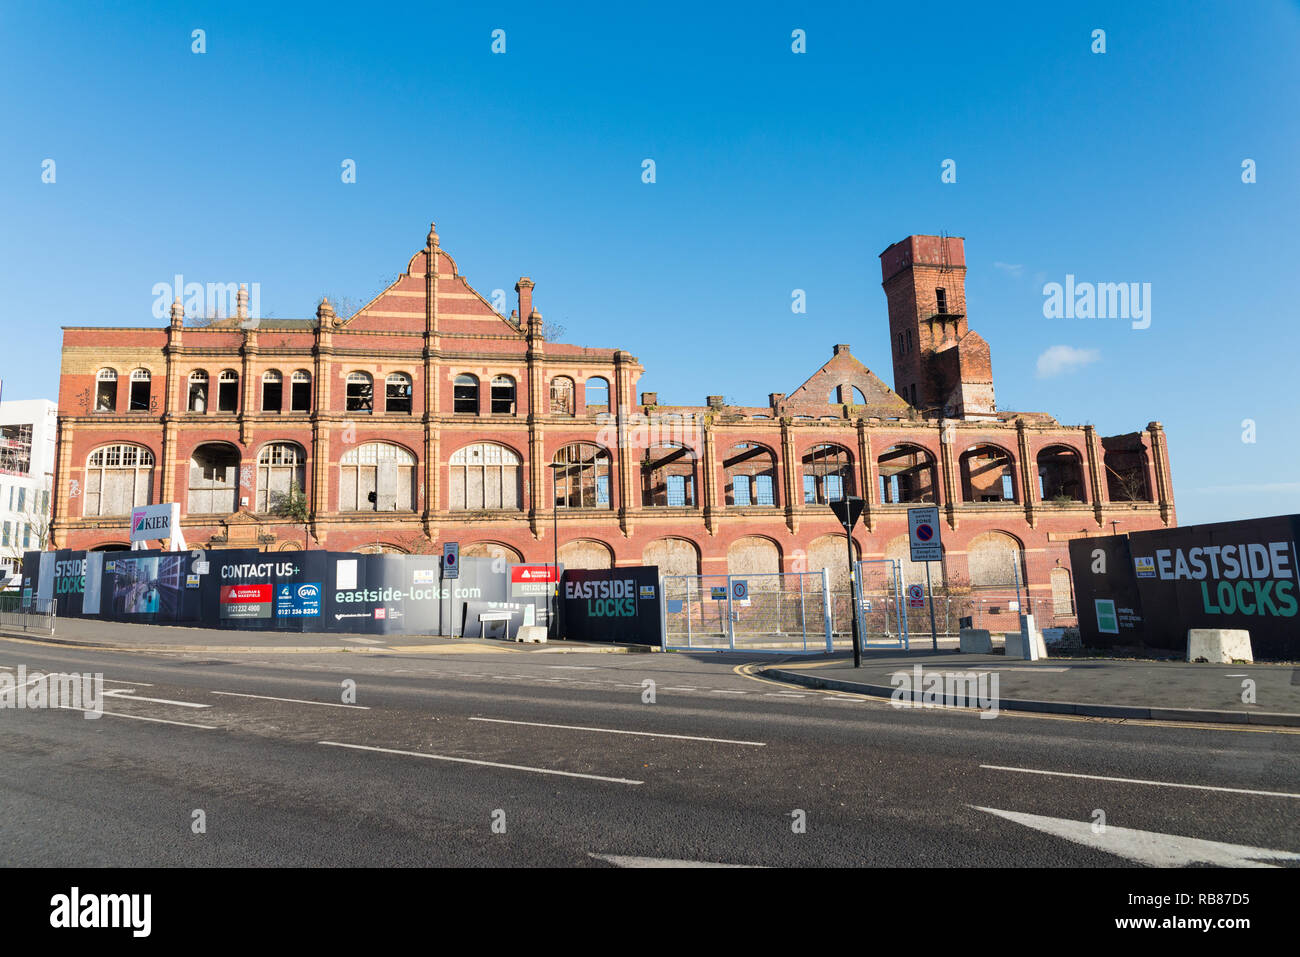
662,686,698,691
764,692,807,697
0,666,152,687
589,853,761,868
468,716,765,746
981,764,1300,799
971,805,1300,867
341,638,385,645
102,690,210,709
318,741,643,784
545,665,598,670
57,706,216,729
211,691,369,710
712,689,747,694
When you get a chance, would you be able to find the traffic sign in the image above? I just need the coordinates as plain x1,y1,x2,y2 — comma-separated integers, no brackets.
908,506,943,563
710,586,728,600
830,496,866,531
732,580,748,601
442,542,460,580
907,583,925,608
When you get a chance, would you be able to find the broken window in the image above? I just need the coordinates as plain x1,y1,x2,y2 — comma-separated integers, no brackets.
188,444,240,514
490,376,516,415
339,442,415,511
802,443,852,504
877,444,937,503
95,369,117,412
188,371,209,412
262,370,283,412
553,443,611,509
960,445,1017,503
642,444,696,507
128,369,151,412
1037,445,1086,503
290,370,311,412
345,372,373,413
217,370,239,413
1103,446,1152,501
453,374,478,414
585,377,609,413
724,442,777,507
549,376,574,415
385,373,412,414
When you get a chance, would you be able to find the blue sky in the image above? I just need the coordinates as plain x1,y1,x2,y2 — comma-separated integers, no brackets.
2,0,1297,526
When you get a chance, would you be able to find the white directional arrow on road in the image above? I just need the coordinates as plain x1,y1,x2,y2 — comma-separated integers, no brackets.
971,805,1300,868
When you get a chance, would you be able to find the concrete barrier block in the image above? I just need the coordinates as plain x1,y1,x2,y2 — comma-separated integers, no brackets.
1004,632,1025,658
1187,629,1252,664
514,625,548,644
959,628,993,654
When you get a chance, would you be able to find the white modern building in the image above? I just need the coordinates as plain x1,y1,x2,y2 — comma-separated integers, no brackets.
0,397,58,586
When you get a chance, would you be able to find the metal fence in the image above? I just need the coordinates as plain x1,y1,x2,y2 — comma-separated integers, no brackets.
852,558,908,647
0,597,56,636
661,570,832,652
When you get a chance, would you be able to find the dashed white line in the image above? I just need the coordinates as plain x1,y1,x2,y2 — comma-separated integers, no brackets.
662,687,699,692
102,690,211,709
712,689,748,695
545,665,598,670
469,716,765,746
58,706,216,729
211,691,369,710
318,741,643,785
981,764,1300,799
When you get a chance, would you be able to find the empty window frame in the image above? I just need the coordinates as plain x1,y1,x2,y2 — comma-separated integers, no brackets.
453,374,479,414
385,373,413,414
188,371,209,412
262,370,283,412
217,370,239,413
553,444,612,509
345,372,373,413
585,377,610,413
549,376,574,415
490,375,516,415
95,369,117,412
128,369,151,412
290,370,311,412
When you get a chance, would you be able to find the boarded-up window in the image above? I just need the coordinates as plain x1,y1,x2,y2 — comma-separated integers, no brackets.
188,445,240,514
83,444,154,516
726,536,780,576
1051,567,1074,615
339,443,415,511
967,532,1024,588
558,540,613,570
449,443,521,510
256,443,305,512
644,538,699,576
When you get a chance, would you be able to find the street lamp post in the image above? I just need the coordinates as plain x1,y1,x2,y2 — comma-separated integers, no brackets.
829,495,866,668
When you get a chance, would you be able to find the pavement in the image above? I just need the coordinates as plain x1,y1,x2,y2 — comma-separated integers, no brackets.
761,651,1300,727
1,636,1298,867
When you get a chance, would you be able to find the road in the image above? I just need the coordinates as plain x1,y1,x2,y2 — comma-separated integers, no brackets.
1,637,1298,867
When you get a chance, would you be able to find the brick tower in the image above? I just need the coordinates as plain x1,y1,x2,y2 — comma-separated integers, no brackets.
879,234,996,420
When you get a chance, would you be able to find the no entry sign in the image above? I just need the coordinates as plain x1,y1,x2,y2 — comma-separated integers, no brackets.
908,506,943,563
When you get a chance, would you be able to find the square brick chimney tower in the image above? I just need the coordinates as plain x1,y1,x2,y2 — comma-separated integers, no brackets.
879,234,996,419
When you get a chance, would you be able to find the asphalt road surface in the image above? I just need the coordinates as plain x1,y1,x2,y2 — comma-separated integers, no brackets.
2,637,1298,867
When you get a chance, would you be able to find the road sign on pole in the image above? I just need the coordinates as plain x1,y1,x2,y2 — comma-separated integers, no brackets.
907,506,942,562
442,542,460,580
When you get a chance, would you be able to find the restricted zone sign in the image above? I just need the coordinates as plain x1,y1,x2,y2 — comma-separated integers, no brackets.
907,584,925,608
442,542,459,580
908,506,943,563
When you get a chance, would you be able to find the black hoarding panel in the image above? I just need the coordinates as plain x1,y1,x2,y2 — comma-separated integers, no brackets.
1068,535,1146,648
1127,515,1300,659
561,567,662,645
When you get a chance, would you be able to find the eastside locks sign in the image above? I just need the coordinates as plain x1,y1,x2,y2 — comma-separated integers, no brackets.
561,567,661,645
1069,514,1300,658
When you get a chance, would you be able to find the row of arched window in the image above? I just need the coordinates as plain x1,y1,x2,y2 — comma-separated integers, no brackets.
92,368,613,417
77,437,1153,519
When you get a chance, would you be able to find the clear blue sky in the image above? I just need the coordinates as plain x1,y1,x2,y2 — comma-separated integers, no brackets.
2,0,1297,526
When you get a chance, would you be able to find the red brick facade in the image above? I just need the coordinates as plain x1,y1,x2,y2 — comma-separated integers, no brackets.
49,225,1175,610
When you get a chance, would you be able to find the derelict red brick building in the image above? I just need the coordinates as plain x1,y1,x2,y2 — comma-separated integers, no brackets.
48,225,1174,616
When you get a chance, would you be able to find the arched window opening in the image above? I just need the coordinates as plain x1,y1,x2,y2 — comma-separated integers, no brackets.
256,443,306,513
339,443,416,511
84,445,154,516
802,444,852,504
129,369,151,412
553,444,611,509
449,443,522,510
262,370,283,412
724,442,777,507
95,369,117,412
453,374,479,414
490,375,516,415
385,373,413,414
345,372,373,414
